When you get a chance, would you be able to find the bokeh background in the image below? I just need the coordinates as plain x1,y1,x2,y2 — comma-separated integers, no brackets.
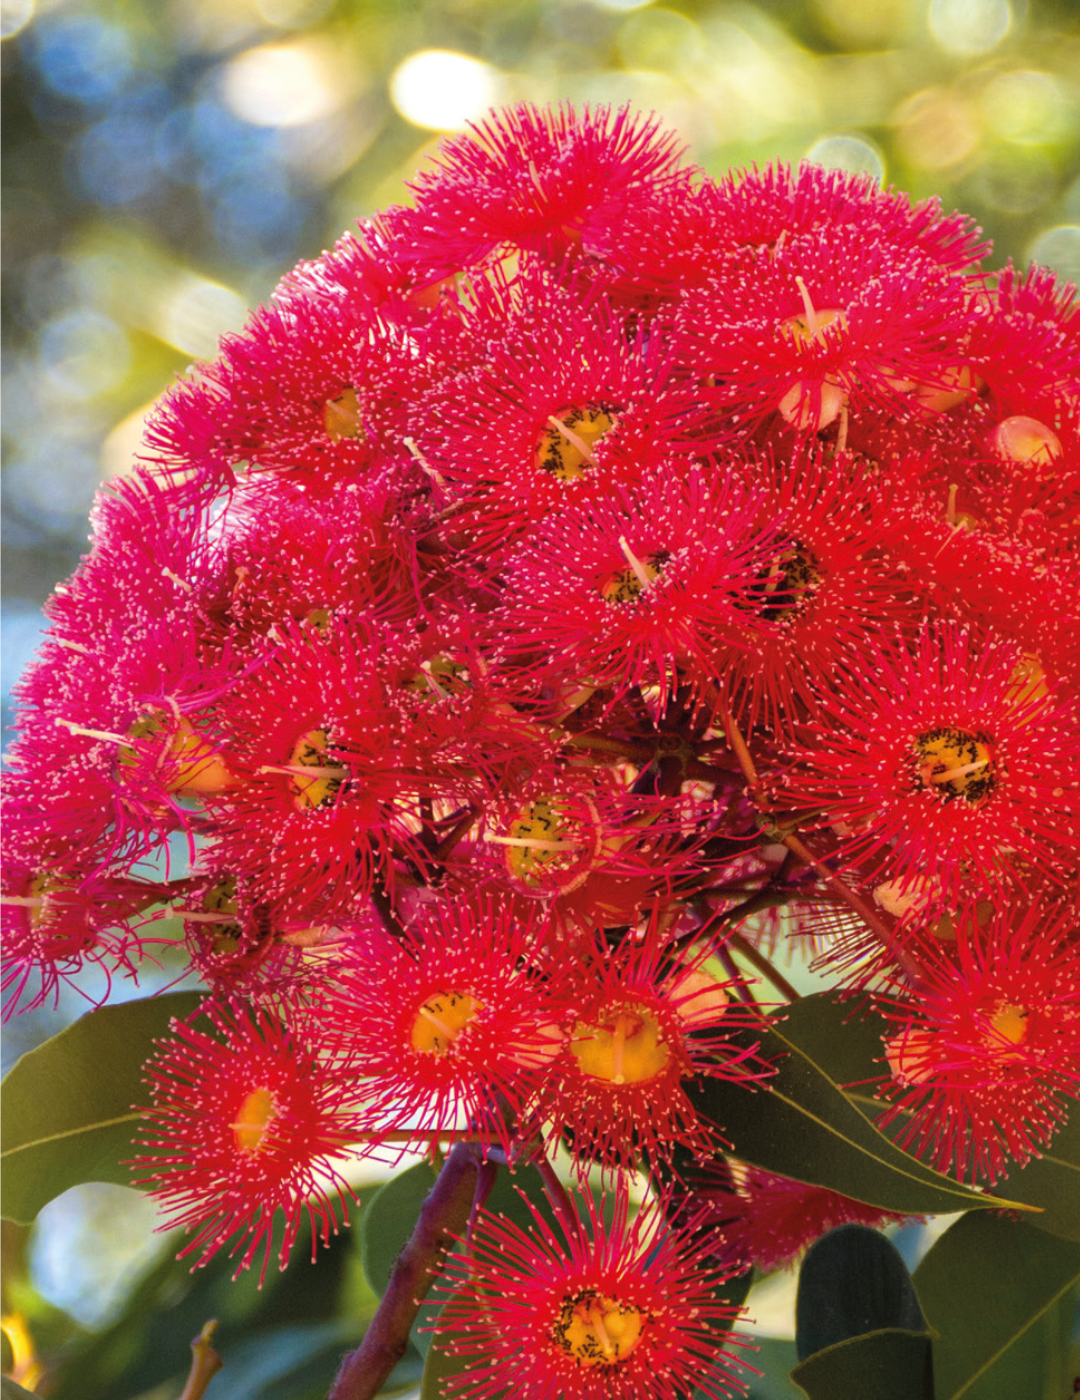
2,0,1079,1395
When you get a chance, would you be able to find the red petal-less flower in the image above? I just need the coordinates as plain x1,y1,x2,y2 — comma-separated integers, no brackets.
494,461,779,708
693,1159,916,1274
322,895,572,1155
875,902,1080,1183
416,266,716,557
433,1181,752,1400
532,928,760,1179
130,999,366,1281
781,620,1080,901
397,101,690,274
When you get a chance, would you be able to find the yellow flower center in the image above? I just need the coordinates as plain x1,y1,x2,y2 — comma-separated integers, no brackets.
232,1086,275,1153
200,875,243,953
287,728,345,811
598,548,670,604
535,405,615,481
911,728,997,805
756,541,821,620
499,794,595,891
120,711,236,795
323,387,365,442
781,306,847,347
410,991,484,1054
988,1003,1029,1049
571,1005,671,1085
553,1291,645,1368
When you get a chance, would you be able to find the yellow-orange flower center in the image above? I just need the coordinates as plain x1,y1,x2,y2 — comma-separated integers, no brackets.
535,405,615,481
598,547,670,604
552,1291,645,1368
410,991,484,1054
498,794,596,892
323,387,365,442
287,728,345,811
911,728,997,805
756,541,821,620
988,1002,1029,1050
571,1005,671,1086
232,1086,275,1153
120,712,237,795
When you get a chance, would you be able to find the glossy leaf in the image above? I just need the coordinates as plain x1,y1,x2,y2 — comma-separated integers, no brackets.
782,993,1079,1243
790,1328,934,1400
1,1381,39,1400
0,992,204,1225
913,1211,1080,1399
361,1162,438,1300
989,1111,1080,1244
795,1224,926,1361
690,1019,1027,1217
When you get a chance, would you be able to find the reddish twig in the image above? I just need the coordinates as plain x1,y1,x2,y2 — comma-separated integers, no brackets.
717,704,925,986
327,1142,482,1400
179,1319,222,1400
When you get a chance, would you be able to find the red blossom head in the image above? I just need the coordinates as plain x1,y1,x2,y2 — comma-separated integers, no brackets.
433,1180,752,1400
130,999,369,1281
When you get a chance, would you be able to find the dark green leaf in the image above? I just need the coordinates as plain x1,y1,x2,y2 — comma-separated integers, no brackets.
790,1328,934,1400
1,1380,40,1400
419,1294,506,1400
360,1162,438,1300
691,1020,1027,1216
913,1211,1080,1399
783,993,1079,1243
989,1111,1080,1244
0,992,205,1224
795,1224,925,1361
771,992,890,1088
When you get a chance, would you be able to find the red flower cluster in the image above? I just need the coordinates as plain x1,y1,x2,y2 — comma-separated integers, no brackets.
5,102,1079,1395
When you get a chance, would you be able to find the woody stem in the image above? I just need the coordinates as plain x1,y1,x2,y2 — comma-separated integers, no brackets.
327,1141,483,1400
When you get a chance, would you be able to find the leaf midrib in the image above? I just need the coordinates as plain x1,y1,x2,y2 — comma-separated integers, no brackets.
0,1111,142,1159
763,1027,1031,1212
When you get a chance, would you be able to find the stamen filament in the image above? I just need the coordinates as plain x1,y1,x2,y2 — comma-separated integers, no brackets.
417,1005,457,1041
0,895,46,908
169,909,241,923
930,758,990,783
795,275,820,336
590,1305,616,1360
612,1014,627,1086
548,415,599,468
485,835,584,851
617,535,654,592
258,763,350,781
55,718,128,745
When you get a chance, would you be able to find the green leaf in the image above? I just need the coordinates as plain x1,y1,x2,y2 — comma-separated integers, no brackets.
360,1162,439,1300
771,992,890,1088
691,1019,1027,1217
789,1328,934,1400
419,1295,505,1400
795,1224,925,1361
1,1380,40,1400
0,991,205,1224
989,1111,1080,1244
781,993,1080,1243
912,1211,1080,1399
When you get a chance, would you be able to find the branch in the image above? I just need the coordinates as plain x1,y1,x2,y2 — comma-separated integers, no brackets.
327,1142,483,1400
717,704,925,986
179,1319,222,1400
